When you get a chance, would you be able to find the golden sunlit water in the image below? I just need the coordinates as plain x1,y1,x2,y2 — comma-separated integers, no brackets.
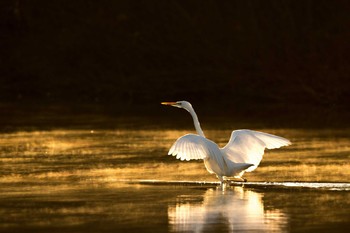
0,127,349,232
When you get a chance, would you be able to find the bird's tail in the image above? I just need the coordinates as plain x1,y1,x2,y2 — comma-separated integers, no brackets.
228,162,254,176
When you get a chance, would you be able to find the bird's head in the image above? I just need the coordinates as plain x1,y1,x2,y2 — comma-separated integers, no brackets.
161,101,193,112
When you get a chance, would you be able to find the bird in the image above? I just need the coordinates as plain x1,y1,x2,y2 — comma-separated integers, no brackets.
161,101,291,185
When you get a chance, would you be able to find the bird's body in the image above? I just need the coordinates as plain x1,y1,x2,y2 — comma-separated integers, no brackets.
162,101,291,184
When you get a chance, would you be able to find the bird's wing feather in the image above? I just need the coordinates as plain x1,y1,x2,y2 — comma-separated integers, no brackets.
168,134,222,163
221,130,291,172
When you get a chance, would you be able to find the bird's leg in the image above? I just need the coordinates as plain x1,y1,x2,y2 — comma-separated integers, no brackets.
217,175,230,189
217,175,225,186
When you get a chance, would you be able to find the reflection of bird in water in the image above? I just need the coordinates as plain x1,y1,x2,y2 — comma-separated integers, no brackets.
168,187,288,233
162,101,291,184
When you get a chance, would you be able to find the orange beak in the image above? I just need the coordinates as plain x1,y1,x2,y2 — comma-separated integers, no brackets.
161,102,177,106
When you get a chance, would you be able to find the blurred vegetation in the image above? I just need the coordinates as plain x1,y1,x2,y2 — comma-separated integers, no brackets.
0,0,349,127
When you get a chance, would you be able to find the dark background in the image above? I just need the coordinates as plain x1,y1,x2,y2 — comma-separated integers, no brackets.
1,0,349,128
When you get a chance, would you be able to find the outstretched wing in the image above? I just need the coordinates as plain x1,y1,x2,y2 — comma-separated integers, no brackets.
221,130,291,172
168,134,220,162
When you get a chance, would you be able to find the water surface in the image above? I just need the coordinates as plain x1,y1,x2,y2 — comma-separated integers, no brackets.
0,127,349,232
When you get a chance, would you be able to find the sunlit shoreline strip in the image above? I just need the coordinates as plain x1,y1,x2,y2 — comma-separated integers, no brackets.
121,179,350,191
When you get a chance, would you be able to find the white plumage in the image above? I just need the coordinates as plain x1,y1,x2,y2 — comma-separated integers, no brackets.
162,101,291,183
222,130,291,172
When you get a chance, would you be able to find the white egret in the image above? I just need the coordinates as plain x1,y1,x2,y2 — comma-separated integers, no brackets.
162,101,291,184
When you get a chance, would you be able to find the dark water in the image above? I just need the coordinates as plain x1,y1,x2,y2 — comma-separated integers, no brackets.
0,128,349,232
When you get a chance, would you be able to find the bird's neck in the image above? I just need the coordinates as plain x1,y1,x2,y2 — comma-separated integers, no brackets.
189,108,205,138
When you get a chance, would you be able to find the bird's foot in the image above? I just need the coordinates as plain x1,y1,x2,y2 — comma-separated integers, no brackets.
219,181,230,190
